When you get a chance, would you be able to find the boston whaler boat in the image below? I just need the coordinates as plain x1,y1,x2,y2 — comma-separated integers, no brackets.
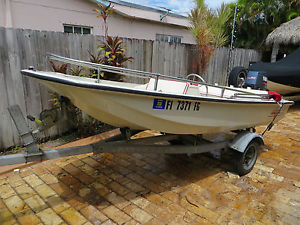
15,53,294,175
22,54,293,135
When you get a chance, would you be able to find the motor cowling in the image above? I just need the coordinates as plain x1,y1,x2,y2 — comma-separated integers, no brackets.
244,71,267,90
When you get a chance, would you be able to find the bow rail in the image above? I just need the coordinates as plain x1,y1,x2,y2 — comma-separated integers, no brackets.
47,53,270,99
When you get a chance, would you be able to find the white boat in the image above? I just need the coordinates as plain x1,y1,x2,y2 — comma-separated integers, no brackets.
21,54,293,135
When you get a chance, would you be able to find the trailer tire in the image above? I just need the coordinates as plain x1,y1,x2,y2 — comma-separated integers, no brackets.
228,66,247,87
234,140,259,176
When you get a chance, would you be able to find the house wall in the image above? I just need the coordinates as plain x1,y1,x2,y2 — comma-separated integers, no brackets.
7,0,100,32
1,0,195,44
106,14,194,43
0,1,4,27
0,0,13,27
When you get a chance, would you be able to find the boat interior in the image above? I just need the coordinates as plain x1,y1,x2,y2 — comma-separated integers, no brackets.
39,53,275,101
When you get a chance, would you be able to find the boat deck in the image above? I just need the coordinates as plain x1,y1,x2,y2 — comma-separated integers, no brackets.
135,77,268,100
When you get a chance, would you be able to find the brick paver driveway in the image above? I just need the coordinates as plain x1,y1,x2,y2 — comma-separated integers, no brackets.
0,105,299,225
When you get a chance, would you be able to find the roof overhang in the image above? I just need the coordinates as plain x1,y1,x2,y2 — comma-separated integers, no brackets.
89,0,190,28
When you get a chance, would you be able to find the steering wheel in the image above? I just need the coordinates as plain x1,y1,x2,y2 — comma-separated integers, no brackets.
186,73,208,96
186,73,206,83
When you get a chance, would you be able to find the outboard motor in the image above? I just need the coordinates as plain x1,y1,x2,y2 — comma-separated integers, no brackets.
244,71,267,90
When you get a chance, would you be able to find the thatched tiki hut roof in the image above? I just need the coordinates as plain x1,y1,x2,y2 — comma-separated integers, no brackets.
266,17,300,62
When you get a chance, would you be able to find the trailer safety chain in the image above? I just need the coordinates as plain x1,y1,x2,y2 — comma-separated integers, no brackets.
262,101,283,136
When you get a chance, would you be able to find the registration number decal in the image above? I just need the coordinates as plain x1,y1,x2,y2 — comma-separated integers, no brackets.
153,99,200,111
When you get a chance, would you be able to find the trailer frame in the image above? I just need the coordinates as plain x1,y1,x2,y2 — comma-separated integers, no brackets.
1,105,264,175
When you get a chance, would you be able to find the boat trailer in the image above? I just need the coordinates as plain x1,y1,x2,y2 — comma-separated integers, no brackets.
0,105,265,176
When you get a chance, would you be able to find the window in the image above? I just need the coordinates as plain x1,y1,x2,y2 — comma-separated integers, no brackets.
63,24,92,35
156,34,182,43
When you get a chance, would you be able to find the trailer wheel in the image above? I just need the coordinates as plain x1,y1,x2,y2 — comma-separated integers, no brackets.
234,140,259,176
228,66,247,87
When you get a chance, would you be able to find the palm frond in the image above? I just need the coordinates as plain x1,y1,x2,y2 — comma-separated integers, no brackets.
188,0,231,74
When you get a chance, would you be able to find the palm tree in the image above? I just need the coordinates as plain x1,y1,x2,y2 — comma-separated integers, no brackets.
231,0,300,49
189,0,231,75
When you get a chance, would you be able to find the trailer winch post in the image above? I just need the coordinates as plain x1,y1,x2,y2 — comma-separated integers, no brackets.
8,105,43,162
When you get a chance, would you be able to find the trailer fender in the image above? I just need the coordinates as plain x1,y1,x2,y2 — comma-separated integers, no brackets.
229,131,264,153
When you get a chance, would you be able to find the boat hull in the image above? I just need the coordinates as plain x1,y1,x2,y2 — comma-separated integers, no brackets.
267,80,300,95
30,76,291,135
249,48,300,95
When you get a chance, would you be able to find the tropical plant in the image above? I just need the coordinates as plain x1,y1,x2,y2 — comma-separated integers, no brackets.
97,36,133,81
49,92,61,107
228,0,300,49
90,2,133,81
189,0,231,75
69,66,87,76
212,3,232,47
88,50,102,64
49,61,68,74
87,50,103,78
98,36,134,67
48,61,68,107
94,2,114,38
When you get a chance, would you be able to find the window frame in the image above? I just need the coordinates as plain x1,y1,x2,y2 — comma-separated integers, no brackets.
63,24,93,35
156,34,182,43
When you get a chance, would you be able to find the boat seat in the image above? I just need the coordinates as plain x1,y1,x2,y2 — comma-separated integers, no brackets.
146,78,189,94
